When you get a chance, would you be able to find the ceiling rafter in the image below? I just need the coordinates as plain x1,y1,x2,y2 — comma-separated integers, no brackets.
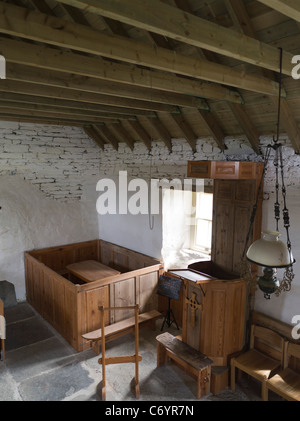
225,0,300,154
55,0,295,75
256,0,300,23
0,2,284,99
0,0,298,154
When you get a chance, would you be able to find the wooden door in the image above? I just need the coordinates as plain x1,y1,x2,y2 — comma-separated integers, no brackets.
212,179,257,275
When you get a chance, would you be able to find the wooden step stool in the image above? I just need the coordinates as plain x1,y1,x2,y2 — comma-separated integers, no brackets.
156,332,213,399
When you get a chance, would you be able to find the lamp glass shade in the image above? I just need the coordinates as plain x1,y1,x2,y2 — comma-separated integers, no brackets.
246,230,293,268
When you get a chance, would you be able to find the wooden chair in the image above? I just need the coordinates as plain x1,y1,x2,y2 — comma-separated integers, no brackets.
231,324,285,400
265,342,300,401
0,298,5,361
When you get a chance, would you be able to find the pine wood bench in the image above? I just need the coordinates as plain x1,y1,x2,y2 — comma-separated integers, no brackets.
156,332,213,399
82,309,162,354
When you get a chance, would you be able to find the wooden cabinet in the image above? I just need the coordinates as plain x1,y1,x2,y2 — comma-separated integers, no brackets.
187,160,263,180
188,160,264,275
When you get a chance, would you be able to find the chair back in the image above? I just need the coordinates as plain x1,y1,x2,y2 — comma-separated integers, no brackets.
284,342,300,372
250,324,285,366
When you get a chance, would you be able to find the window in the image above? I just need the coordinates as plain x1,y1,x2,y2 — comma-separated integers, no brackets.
190,192,213,255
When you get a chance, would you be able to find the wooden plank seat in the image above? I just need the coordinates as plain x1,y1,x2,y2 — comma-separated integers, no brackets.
82,309,162,354
156,332,213,399
265,342,300,401
231,324,286,400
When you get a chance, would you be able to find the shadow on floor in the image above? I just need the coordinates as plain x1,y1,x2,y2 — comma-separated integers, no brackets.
0,302,283,402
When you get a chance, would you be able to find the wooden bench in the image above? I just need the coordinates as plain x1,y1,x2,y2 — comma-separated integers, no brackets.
156,332,213,399
82,309,162,354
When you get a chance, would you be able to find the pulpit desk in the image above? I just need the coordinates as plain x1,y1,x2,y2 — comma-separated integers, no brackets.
166,267,246,367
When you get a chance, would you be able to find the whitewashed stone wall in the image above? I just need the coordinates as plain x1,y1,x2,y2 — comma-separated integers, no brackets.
0,121,101,201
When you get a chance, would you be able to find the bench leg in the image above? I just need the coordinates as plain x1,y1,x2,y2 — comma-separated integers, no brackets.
157,342,167,367
230,360,236,391
197,367,211,399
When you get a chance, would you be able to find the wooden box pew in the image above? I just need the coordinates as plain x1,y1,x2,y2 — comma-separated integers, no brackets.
25,239,164,352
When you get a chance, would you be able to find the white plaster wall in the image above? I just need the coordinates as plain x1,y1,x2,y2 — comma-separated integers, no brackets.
0,175,99,300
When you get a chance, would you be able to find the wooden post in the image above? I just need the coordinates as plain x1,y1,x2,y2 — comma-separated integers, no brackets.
135,304,140,398
100,306,106,401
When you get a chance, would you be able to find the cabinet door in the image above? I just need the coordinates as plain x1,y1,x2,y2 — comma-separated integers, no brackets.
212,179,256,275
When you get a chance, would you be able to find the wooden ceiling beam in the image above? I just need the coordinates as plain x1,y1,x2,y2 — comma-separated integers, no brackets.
6,63,210,110
146,117,173,151
126,120,152,151
169,113,197,152
0,2,284,98
225,0,300,154
0,80,181,114
197,110,226,151
0,99,138,121
109,122,135,151
0,105,119,124
256,0,300,23
95,125,119,150
55,0,295,76
0,40,242,104
0,114,88,127
83,125,106,150
0,91,157,118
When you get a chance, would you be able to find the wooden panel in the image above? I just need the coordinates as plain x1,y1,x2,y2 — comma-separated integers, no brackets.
85,287,109,333
201,286,226,360
111,277,136,322
138,271,158,313
187,161,264,180
212,198,235,272
187,161,212,178
185,282,202,351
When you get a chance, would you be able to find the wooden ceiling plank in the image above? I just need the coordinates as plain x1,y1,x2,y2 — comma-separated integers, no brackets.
0,105,118,124
0,3,284,99
0,114,86,127
6,63,210,110
0,99,138,121
54,0,294,75
256,0,300,23
0,91,156,117
0,80,181,114
226,0,300,154
83,125,105,150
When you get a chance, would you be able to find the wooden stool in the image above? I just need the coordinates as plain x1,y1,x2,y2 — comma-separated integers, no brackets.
156,332,213,399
